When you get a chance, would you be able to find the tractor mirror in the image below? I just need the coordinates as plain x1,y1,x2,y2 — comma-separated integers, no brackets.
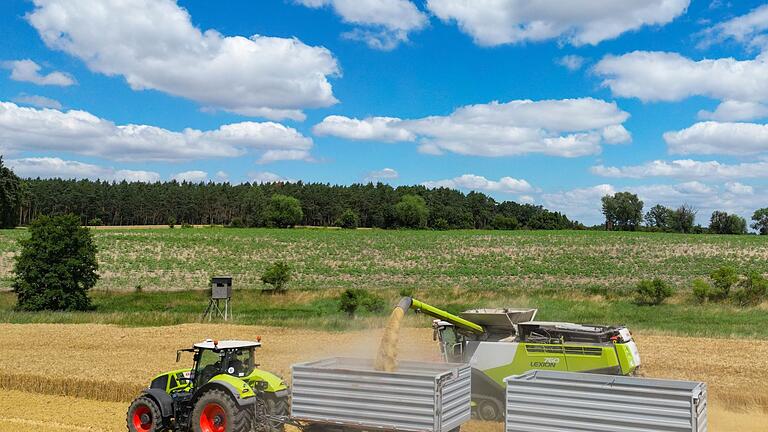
176,350,182,362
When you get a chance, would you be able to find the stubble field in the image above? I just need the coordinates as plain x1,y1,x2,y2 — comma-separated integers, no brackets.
1,227,767,430
0,323,766,431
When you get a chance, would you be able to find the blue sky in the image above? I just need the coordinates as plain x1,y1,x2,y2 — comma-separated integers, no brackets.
2,0,768,225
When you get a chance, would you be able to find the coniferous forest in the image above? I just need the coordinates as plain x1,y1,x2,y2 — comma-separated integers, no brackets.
15,178,579,230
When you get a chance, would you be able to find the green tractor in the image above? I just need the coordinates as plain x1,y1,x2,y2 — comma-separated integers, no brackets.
126,339,289,432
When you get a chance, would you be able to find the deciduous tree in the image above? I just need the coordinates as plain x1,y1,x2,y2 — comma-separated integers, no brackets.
601,192,643,231
13,214,99,311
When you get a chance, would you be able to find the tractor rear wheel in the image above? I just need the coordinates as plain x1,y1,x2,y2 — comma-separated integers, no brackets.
192,389,255,432
264,394,289,432
126,396,164,432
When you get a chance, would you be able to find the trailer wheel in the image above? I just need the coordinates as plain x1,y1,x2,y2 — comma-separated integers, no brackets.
192,389,255,432
127,396,164,432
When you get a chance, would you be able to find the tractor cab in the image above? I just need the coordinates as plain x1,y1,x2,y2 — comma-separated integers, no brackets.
186,340,261,385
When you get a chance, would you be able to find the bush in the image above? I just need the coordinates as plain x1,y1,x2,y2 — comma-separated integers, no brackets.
338,289,385,316
492,215,518,230
432,218,450,231
732,272,768,307
633,279,674,306
336,209,359,229
88,217,104,226
710,266,738,300
12,214,99,311
691,279,714,303
229,216,246,228
167,216,176,228
394,195,429,228
264,194,303,228
261,261,292,293
181,223,193,229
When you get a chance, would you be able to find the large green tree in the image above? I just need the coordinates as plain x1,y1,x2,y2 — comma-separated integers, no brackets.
263,194,303,228
394,194,429,228
709,211,747,235
13,214,99,311
0,156,22,228
669,204,697,234
752,208,768,235
644,204,672,230
601,192,643,231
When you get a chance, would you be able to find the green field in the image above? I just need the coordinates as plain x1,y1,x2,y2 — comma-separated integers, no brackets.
1,227,767,336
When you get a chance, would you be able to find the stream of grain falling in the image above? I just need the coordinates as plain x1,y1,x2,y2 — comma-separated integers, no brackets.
374,307,405,372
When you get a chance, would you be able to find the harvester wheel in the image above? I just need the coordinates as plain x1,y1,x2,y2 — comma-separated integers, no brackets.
192,389,255,432
126,395,164,432
473,397,504,422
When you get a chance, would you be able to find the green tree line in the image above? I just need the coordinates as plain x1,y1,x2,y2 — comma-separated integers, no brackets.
4,175,578,230
601,191,767,235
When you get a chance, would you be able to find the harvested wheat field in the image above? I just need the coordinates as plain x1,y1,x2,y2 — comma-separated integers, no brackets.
1,323,766,431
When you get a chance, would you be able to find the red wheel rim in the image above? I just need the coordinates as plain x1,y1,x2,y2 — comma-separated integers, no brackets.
200,403,227,432
131,404,153,432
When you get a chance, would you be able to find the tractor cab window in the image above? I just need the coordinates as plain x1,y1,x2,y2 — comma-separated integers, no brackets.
225,348,255,377
196,349,225,384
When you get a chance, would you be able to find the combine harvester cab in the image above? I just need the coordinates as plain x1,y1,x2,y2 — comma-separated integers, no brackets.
399,297,642,421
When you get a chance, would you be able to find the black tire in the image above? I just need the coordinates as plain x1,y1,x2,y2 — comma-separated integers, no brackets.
473,396,504,422
263,394,289,432
126,395,164,432
192,389,255,432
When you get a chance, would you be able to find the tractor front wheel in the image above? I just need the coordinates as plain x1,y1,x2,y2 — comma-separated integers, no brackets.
126,396,164,432
192,389,255,432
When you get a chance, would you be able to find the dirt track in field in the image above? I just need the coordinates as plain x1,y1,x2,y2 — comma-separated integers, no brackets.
1,323,767,430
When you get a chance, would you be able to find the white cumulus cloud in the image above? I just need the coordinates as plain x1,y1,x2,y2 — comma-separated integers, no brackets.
592,159,768,180
0,101,313,163
595,51,768,103
248,172,293,184
423,174,534,194
7,157,160,182
663,121,768,156
28,0,339,120
296,0,428,50
172,171,208,183
698,4,768,51
314,98,630,158
698,100,768,122
556,55,587,71
2,59,75,86
426,0,689,46
12,94,62,109
314,116,415,142
364,168,399,182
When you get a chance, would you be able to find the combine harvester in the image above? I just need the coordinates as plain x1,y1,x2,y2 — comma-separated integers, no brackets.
396,297,642,421
126,339,471,432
